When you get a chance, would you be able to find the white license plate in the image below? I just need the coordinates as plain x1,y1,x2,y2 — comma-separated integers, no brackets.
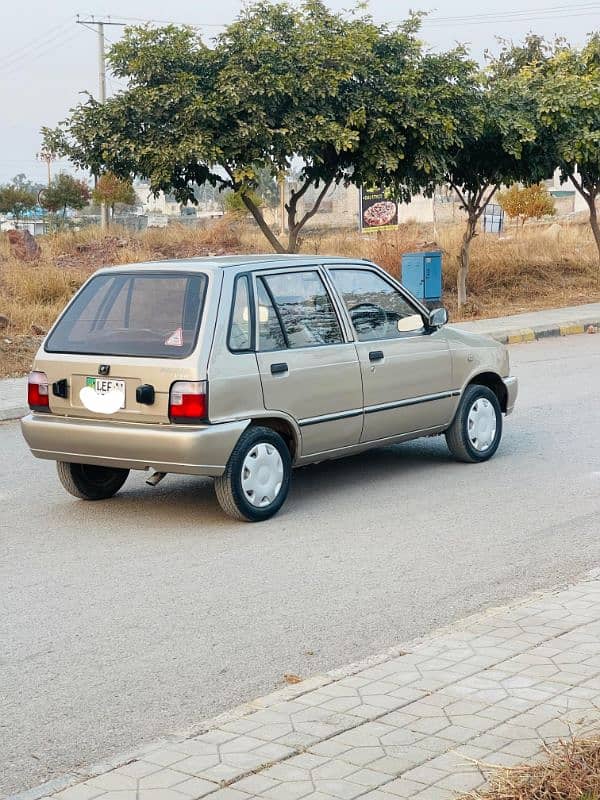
86,377,126,408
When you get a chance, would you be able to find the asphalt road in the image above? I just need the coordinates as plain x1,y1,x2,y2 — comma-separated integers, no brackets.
2,335,600,797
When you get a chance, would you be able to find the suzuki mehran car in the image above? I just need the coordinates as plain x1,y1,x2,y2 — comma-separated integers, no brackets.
21,255,517,521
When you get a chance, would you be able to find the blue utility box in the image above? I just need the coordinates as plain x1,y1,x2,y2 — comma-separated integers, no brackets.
401,251,442,304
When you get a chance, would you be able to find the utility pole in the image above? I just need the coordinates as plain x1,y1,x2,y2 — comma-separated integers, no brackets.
76,16,125,230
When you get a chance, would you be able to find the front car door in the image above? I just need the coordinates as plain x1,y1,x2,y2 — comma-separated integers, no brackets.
254,267,364,456
327,265,454,443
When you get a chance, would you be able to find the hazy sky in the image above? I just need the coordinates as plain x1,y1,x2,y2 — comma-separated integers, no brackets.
1,0,598,183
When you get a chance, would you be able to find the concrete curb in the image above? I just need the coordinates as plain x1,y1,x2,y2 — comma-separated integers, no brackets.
0,406,26,422
479,320,598,345
10,569,598,800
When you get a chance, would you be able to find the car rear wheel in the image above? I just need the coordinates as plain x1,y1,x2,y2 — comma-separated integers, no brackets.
215,426,291,521
56,461,130,500
445,385,502,463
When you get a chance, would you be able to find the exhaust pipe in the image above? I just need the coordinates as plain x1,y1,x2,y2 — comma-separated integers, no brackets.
146,471,167,487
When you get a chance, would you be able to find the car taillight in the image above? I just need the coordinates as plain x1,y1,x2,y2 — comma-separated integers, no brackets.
28,371,50,412
169,381,208,423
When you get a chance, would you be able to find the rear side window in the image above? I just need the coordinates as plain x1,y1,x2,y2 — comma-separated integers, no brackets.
261,271,343,349
228,275,252,352
46,272,207,358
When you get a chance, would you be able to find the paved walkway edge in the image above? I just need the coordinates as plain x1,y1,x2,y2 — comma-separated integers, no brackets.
10,569,600,800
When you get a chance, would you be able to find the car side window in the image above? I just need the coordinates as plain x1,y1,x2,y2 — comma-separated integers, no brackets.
330,268,424,342
257,280,287,351
261,271,344,349
228,275,252,352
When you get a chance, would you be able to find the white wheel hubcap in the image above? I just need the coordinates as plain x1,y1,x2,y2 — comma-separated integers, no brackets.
241,443,284,508
467,398,497,452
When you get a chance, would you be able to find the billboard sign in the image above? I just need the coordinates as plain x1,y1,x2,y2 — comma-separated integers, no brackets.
360,186,398,232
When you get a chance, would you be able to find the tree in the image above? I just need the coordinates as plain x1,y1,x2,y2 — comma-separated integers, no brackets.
442,42,556,307
92,173,137,217
0,181,37,220
527,36,600,264
44,2,476,253
497,183,555,227
40,173,91,217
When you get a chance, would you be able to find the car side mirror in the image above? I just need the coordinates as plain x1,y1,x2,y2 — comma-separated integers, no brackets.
428,307,448,328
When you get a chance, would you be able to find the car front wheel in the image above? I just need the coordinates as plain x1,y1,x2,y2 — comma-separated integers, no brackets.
445,385,503,463
215,426,292,521
56,461,130,500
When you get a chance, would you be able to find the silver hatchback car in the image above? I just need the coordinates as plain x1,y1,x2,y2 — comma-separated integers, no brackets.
22,255,517,521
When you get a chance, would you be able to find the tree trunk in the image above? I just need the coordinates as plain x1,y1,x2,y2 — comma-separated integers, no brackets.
240,193,285,253
458,215,477,309
587,195,600,266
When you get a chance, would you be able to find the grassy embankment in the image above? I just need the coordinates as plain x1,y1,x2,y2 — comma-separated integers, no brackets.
1,217,599,377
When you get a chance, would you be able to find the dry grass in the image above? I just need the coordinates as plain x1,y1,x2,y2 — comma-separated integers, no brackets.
1,215,599,376
462,736,600,800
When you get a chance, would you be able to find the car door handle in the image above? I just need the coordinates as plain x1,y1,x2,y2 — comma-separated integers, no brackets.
369,350,384,362
270,362,288,375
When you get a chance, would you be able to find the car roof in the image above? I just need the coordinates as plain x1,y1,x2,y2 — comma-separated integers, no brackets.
99,254,372,275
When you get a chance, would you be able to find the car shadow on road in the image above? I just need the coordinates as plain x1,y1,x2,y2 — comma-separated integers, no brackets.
43,432,518,534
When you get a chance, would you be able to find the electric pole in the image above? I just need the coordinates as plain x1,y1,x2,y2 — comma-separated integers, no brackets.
76,16,125,230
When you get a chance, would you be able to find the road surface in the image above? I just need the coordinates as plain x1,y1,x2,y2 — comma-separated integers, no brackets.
2,335,599,796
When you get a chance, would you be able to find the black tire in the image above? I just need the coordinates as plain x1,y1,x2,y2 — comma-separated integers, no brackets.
214,426,292,522
445,385,503,463
56,461,129,500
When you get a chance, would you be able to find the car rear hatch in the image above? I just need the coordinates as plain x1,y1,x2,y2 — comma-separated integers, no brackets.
38,269,210,424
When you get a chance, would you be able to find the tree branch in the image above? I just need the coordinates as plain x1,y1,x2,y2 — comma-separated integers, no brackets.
474,184,498,221
449,182,468,211
296,178,333,230
240,193,285,253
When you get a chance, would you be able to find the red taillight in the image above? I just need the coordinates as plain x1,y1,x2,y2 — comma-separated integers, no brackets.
169,381,207,423
28,371,50,411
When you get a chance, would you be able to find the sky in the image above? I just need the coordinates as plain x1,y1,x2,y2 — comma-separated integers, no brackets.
1,0,598,183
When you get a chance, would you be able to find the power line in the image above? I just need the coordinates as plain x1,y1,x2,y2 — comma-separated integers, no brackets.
0,29,80,75
0,17,73,66
422,1,599,22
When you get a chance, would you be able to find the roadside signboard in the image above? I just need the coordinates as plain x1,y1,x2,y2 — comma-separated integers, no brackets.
360,186,398,232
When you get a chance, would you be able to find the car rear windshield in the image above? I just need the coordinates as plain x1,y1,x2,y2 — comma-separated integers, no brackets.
45,272,207,358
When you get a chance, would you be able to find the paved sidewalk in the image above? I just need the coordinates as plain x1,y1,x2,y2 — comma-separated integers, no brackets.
454,301,600,344
15,572,600,800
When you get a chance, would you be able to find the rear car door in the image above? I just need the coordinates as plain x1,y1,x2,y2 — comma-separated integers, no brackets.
327,266,454,442
254,268,363,456
42,270,209,424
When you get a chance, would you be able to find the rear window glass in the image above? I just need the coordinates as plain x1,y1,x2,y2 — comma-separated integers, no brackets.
45,272,207,358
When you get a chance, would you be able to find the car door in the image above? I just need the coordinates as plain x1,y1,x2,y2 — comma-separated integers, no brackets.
254,267,363,456
327,265,454,443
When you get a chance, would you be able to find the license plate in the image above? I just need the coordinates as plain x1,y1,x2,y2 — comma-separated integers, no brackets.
86,377,126,408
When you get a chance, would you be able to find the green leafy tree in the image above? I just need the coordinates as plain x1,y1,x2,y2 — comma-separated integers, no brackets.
442,45,556,307
92,173,137,217
497,183,555,227
40,173,91,217
43,2,476,253
528,36,600,263
0,181,38,220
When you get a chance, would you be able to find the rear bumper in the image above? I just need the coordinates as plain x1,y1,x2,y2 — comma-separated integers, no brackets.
21,414,250,477
503,376,518,415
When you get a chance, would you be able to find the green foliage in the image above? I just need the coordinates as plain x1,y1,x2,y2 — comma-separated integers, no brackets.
0,181,38,220
92,173,137,210
40,173,91,216
224,188,263,215
45,1,478,252
495,34,600,261
497,183,555,225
